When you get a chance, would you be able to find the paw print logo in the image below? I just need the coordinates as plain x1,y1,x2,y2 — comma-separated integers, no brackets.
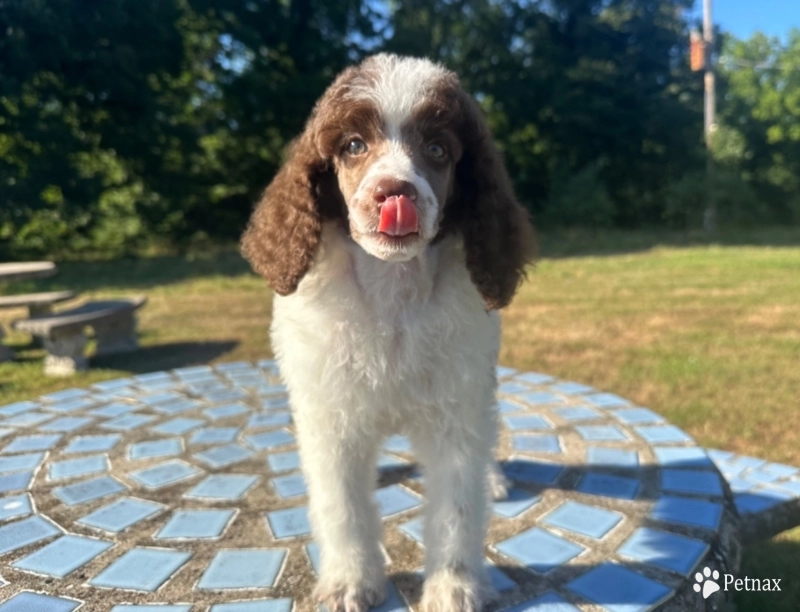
694,567,721,599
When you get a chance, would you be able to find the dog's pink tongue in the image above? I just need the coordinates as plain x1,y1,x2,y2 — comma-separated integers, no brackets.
378,195,418,236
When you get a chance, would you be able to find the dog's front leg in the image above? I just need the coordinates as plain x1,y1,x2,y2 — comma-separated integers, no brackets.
295,413,386,612
412,417,494,612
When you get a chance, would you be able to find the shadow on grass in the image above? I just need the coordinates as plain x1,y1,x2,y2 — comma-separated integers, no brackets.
90,340,239,374
537,226,800,259
735,534,800,612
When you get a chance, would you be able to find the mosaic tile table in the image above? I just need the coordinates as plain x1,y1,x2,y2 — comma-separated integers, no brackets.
1,361,799,612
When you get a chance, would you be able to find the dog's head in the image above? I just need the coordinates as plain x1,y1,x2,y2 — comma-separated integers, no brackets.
242,53,536,309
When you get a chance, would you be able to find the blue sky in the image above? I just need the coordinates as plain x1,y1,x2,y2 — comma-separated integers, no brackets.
689,0,800,40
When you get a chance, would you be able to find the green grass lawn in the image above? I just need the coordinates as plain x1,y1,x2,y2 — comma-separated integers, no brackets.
1,228,799,610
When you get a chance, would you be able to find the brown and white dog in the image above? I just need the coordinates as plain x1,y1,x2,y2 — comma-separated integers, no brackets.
242,53,536,612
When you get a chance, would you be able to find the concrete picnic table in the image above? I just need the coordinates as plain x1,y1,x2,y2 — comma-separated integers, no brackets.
0,262,58,362
2,361,796,610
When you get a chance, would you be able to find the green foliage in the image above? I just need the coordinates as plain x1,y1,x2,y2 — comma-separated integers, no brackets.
0,2,798,259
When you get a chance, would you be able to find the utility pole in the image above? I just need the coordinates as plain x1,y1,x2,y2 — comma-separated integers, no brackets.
703,0,716,231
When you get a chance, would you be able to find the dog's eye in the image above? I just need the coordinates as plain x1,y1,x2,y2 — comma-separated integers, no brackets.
346,139,368,156
426,143,446,159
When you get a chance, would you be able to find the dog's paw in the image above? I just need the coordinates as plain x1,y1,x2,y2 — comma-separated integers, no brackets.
422,567,488,612
316,577,387,612
487,462,510,501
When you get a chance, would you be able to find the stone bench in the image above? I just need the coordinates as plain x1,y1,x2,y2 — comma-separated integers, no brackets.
0,290,77,317
12,296,147,376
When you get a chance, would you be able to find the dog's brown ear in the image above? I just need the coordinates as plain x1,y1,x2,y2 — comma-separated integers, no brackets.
447,92,538,310
241,125,340,296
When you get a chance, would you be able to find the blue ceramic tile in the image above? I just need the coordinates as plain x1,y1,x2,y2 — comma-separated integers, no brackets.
0,401,38,417
0,515,60,555
245,429,295,451
727,477,757,493
204,389,249,404
383,435,412,453
549,382,594,395
514,372,554,385
567,562,673,612
494,527,584,573
583,393,629,409
129,438,183,460
543,500,622,539
268,451,301,473
735,489,794,514
399,517,424,543
773,479,800,496
49,454,108,480
575,425,629,442
618,527,708,575
156,509,236,539
185,474,260,500
493,488,541,518
271,473,307,498
153,417,205,435
129,460,202,489
102,414,156,430
501,591,579,612
0,494,32,521
138,392,183,406
759,463,798,479
41,388,89,403
267,506,311,538
138,379,180,392
63,434,121,454
740,470,781,485
111,606,191,612
0,593,80,612
611,408,664,425
174,365,214,377
79,497,165,532
0,427,13,439
377,453,410,472
578,473,639,500
248,412,292,429
262,396,290,411
513,434,561,454
198,548,287,589
306,541,321,573
0,451,45,473
91,402,139,418
54,475,126,505
587,447,639,468
190,426,241,445
651,496,722,530
374,485,420,517
661,469,722,497
46,397,96,413
195,443,254,468
635,425,692,444
653,447,713,468
496,365,517,378
12,534,113,577
93,377,135,391
94,388,139,401
706,448,734,463
518,392,564,406
2,433,62,453
216,361,252,371
487,564,516,592
211,600,294,612
0,470,34,493
552,406,601,422
205,402,250,420
4,411,53,427
496,399,525,414
503,415,553,431
498,382,528,395
153,399,203,415
90,547,192,591
503,459,563,485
